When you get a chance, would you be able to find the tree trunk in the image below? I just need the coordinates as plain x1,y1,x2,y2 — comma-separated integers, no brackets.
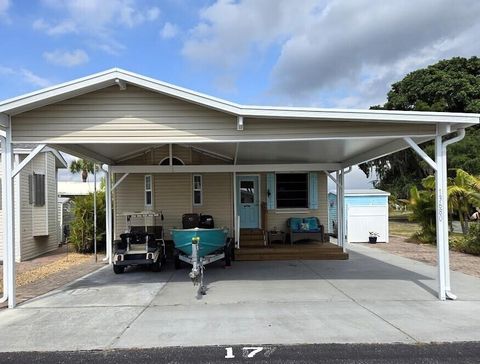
82,169,88,182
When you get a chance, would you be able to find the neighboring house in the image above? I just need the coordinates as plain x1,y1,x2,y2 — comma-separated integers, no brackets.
0,146,67,262
328,189,390,243
57,181,100,243
0,68,477,305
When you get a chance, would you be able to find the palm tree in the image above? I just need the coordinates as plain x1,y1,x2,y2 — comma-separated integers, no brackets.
69,159,95,182
447,169,480,234
408,180,436,243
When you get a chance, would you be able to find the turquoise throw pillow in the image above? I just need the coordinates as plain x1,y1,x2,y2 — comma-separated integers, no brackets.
304,217,318,230
290,217,302,231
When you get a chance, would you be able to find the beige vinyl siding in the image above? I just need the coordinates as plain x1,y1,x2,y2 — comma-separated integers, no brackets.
259,172,328,232
114,172,234,239
193,173,233,231
12,86,237,143
11,85,436,144
114,173,192,239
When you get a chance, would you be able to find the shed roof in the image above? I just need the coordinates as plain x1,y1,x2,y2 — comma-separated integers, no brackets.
329,189,391,196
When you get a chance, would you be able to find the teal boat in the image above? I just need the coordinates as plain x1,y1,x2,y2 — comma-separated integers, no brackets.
171,228,228,257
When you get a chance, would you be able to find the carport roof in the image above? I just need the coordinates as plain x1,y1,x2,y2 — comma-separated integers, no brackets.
1,68,479,168
1,68,479,125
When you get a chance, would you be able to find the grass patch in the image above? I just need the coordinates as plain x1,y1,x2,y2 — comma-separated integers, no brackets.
389,220,421,239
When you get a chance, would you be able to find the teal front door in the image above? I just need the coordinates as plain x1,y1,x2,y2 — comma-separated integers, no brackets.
237,176,260,229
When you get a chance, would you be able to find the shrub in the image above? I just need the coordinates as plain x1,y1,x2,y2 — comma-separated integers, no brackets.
69,191,105,253
450,223,480,255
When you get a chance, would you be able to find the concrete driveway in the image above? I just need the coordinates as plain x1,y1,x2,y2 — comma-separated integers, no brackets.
1,244,480,352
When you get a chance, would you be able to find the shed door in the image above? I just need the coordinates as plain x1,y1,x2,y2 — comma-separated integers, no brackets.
236,176,260,229
347,205,388,243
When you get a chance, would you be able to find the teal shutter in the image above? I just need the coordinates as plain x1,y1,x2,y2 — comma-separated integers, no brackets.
309,172,318,209
266,173,276,210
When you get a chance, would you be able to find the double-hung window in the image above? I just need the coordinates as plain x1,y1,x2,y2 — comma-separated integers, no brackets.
275,173,308,209
145,175,153,207
193,175,203,206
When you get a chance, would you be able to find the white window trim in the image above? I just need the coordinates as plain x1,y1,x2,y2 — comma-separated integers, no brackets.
145,175,153,208
193,174,203,206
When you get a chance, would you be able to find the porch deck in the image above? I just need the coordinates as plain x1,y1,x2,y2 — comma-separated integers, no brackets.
235,242,348,261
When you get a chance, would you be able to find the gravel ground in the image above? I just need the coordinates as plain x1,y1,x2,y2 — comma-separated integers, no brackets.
0,246,100,296
359,235,480,278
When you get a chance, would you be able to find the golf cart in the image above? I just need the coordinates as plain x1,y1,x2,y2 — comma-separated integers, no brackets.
113,211,167,274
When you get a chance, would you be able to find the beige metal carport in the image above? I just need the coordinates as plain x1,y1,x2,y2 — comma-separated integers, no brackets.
1,68,479,307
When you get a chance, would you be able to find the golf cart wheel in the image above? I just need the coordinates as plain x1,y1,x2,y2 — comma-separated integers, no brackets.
174,252,181,270
113,265,125,274
161,255,167,270
151,259,161,272
224,245,231,267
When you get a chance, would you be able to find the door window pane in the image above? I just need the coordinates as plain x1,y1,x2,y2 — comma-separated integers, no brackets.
240,181,255,204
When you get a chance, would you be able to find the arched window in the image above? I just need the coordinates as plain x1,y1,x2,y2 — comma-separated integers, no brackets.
159,157,185,165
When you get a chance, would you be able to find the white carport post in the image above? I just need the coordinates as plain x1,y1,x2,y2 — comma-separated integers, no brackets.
405,128,465,301
2,119,15,308
1,133,9,304
105,165,113,264
335,170,345,250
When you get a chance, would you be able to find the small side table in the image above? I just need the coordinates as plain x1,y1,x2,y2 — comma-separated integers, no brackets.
268,231,286,245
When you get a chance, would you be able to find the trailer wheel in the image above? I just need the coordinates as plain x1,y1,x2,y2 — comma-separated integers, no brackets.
113,265,125,274
224,246,231,267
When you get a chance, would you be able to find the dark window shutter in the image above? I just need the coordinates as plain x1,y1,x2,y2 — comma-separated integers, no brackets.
33,173,45,206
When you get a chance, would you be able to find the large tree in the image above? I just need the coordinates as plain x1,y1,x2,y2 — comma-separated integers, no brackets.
361,57,480,198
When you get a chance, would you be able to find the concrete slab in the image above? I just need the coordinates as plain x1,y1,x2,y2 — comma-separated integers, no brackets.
151,261,350,306
0,306,144,352
0,244,480,352
362,300,480,342
23,265,174,308
113,301,414,348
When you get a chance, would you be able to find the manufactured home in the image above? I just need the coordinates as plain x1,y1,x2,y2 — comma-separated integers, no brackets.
0,69,478,307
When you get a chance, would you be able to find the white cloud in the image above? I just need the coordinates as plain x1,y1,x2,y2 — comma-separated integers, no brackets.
33,18,77,35
182,0,315,69
0,0,10,22
34,0,161,54
19,69,52,88
0,65,53,89
160,22,178,39
183,0,480,107
43,49,89,67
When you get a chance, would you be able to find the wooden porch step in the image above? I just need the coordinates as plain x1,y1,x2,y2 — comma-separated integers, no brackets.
235,243,348,261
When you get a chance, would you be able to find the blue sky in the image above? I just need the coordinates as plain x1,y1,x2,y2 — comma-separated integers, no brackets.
1,0,479,186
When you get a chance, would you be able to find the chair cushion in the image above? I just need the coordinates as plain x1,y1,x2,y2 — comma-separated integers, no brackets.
289,217,302,231
304,217,319,231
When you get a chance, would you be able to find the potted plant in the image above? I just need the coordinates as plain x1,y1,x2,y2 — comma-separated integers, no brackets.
369,231,379,244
